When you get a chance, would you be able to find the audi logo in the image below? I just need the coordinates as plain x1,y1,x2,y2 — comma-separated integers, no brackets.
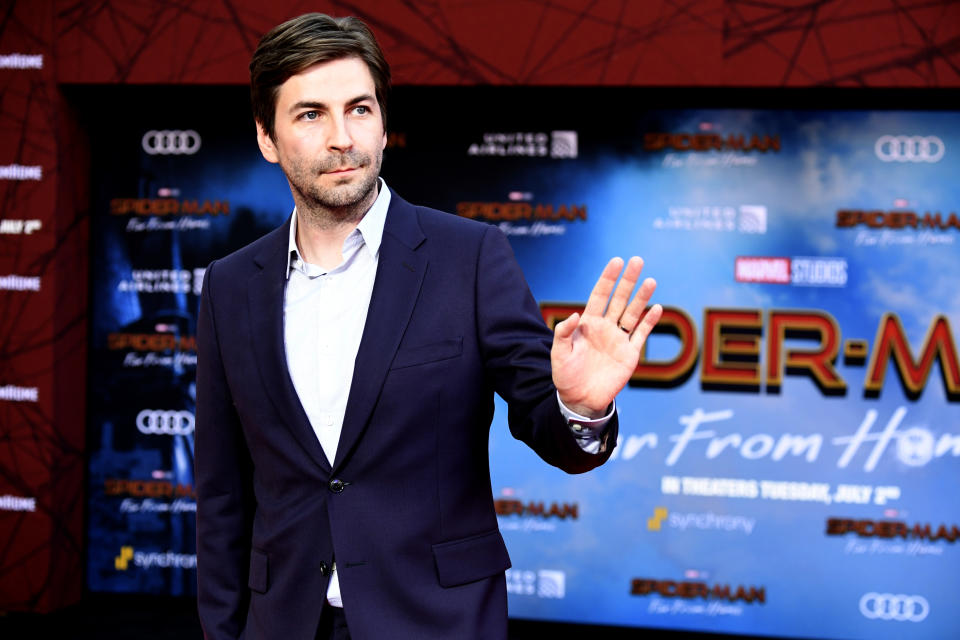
859,592,929,622
875,135,944,163
136,409,195,436
142,130,201,155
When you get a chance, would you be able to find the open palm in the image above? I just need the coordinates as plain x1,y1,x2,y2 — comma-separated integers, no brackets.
551,257,662,418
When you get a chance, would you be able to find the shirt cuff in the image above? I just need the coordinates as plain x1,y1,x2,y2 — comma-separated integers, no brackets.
557,392,615,454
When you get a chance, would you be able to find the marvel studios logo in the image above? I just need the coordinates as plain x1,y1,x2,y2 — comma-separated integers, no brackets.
506,568,566,598
734,256,847,287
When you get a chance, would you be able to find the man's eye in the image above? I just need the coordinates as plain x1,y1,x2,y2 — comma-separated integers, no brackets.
301,111,319,120
353,106,369,115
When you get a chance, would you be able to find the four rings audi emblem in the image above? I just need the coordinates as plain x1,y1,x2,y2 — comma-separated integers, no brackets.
136,409,195,435
142,130,201,155
875,135,945,163
859,592,929,622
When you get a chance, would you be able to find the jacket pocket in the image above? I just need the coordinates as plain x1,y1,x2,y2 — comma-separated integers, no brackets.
432,528,511,588
390,336,463,370
248,548,268,593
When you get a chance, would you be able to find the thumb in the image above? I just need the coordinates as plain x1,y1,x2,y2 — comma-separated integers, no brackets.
552,312,580,349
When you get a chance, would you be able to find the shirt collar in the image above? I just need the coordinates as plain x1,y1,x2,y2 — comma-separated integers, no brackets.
286,178,392,278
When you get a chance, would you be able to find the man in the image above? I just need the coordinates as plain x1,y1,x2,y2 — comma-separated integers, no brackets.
195,13,662,640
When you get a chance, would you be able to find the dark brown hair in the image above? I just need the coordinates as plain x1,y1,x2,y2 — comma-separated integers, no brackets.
250,13,390,139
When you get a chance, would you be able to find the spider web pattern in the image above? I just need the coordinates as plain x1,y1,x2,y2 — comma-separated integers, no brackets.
47,0,723,85
0,0,957,613
724,0,960,86
44,0,960,86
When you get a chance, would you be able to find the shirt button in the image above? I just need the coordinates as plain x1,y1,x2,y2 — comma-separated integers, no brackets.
326,414,334,426
329,479,345,493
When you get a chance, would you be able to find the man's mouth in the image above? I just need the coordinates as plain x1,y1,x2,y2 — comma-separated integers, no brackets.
325,166,358,174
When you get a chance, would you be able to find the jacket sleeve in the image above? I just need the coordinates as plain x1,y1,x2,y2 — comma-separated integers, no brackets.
474,225,617,473
195,259,255,639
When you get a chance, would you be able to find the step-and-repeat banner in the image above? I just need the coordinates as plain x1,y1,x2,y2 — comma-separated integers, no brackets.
82,86,958,639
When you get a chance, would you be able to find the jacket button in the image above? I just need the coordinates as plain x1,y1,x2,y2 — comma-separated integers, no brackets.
329,479,345,493
319,561,329,576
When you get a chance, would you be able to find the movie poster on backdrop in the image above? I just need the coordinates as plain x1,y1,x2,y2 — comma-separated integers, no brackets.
489,110,957,640
83,86,958,639
382,98,957,640
83,86,290,595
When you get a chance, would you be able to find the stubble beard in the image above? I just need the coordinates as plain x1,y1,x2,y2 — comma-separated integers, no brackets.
284,149,382,231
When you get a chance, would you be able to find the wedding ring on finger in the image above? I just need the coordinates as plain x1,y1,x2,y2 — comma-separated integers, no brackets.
618,323,631,334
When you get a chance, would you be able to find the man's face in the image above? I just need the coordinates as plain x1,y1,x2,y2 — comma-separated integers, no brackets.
256,57,386,214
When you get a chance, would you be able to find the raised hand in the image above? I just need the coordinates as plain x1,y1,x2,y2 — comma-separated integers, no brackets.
551,257,662,418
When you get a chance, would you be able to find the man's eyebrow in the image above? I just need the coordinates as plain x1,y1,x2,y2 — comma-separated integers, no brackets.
347,94,375,106
288,95,375,114
289,100,327,114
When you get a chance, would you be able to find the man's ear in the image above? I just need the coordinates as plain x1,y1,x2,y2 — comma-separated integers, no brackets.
256,121,280,164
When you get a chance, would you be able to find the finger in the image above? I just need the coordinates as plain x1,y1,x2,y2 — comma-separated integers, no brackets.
629,303,663,348
618,277,657,330
583,257,623,317
605,256,644,321
552,312,580,352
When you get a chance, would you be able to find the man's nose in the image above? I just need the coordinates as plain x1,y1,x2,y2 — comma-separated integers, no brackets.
327,114,353,151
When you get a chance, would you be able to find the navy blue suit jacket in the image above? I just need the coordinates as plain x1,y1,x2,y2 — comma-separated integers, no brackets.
195,192,617,640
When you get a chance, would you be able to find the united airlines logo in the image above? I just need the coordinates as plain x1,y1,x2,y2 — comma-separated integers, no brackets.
506,569,566,598
116,268,206,295
653,205,767,234
467,131,578,158
550,131,577,158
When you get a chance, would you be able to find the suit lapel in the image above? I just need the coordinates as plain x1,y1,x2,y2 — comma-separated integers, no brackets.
248,221,333,473
333,196,426,471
